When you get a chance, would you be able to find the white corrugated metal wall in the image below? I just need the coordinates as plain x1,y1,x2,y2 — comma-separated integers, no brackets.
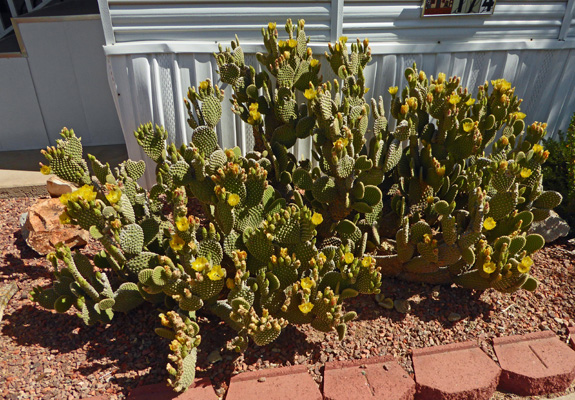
97,0,575,187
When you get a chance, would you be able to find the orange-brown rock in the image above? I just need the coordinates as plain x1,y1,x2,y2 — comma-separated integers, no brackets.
22,198,89,255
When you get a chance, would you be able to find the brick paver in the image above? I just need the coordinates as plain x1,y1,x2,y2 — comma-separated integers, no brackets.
412,341,500,400
323,355,415,400
126,378,218,400
225,365,322,400
493,331,575,396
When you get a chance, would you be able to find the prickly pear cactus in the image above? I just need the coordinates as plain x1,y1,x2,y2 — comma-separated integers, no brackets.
33,19,560,393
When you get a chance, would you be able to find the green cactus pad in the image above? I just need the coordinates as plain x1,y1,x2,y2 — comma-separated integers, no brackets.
120,224,145,255
533,191,562,209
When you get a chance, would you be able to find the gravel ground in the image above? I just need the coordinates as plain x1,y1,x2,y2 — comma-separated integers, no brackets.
1,195,574,399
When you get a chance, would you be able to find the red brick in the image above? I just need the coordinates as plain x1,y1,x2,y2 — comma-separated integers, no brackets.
127,378,217,400
225,365,321,400
412,341,500,400
569,327,575,350
323,355,415,400
493,330,575,396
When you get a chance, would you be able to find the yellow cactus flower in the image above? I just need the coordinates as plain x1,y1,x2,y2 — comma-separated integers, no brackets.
248,102,262,124
513,112,526,120
318,252,327,263
59,211,71,225
436,165,446,177
304,88,317,100
532,144,543,153
344,252,354,264
339,36,348,43
400,104,410,115
192,256,209,272
311,212,323,226
437,73,446,84
483,262,497,274
301,277,314,290
268,22,277,30
518,256,533,273
298,302,314,314
491,79,512,92
106,189,122,204
500,136,509,146
462,121,474,133
310,59,319,68
483,217,497,231
175,216,189,231
169,339,180,352
207,265,225,281
288,38,297,48
406,97,418,109
449,94,461,105
227,193,240,207
59,192,72,206
361,256,373,268
278,40,286,48
76,185,97,202
199,80,209,91
388,86,399,95
40,165,51,175
465,98,476,106
169,235,185,251
520,168,532,178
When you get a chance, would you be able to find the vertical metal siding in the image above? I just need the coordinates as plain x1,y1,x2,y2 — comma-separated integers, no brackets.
106,48,575,187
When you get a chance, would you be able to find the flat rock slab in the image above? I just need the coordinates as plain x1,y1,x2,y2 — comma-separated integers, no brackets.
126,378,218,400
323,355,415,400
226,365,321,400
569,327,575,350
412,341,500,400
493,330,575,396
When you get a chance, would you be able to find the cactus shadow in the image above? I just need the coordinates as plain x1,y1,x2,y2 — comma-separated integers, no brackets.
345,279,493,327
1,304,87,353
195,315,322,389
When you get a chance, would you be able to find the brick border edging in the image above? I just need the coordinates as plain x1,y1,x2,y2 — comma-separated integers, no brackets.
83,328,575,400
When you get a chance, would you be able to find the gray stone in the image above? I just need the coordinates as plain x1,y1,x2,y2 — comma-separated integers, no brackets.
530,210,570,243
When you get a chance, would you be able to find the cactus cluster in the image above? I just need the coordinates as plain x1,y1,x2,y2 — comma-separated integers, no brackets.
33,19,561,393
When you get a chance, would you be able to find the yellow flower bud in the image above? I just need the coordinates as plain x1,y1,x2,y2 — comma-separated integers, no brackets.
400,104,409,115
199,80,209,91
437,73,446,84
465,98,476,106
268,22,277,30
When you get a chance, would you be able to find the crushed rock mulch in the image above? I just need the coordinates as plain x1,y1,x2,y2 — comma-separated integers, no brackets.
1,195,574,399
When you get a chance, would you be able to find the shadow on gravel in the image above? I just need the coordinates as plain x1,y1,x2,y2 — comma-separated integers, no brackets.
2,305,85,353
345,281,493,327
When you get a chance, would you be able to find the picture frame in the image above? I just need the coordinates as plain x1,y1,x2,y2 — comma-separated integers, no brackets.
421,0,497,17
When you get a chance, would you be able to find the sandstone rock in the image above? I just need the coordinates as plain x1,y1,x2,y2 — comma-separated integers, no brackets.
46,176,76,198
22,198,89,255
530,210,570,243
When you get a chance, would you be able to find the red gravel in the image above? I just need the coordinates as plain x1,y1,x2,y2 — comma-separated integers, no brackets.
1,195,575,399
